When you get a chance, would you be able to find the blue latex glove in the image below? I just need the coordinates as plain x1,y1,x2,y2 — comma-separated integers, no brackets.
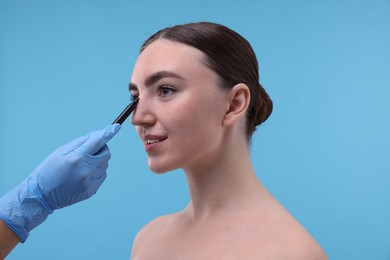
0,124,121,242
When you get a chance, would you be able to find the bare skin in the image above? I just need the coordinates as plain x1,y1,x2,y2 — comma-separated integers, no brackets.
131,147,326,259
130,40,327,259
0,219,19,259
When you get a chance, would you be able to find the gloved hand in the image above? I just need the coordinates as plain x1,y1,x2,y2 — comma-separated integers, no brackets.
0,124,121,242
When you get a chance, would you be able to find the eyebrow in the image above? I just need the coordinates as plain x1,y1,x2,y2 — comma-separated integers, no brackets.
128,70,185,91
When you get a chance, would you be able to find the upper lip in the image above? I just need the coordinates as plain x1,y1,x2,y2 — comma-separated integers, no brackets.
142,134,168,144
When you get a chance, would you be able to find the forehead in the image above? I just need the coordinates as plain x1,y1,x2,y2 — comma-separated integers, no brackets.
131,39,209,83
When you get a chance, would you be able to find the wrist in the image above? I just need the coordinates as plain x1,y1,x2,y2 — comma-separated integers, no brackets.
0,177,54,243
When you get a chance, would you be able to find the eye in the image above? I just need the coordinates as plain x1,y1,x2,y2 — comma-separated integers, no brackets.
130,93,139,103
158,86,176,97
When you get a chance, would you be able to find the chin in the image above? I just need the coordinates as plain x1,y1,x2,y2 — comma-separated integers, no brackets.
148,163,176,174
150,168,170,174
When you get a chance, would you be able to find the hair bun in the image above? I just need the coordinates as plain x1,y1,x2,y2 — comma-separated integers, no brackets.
255,84,273,126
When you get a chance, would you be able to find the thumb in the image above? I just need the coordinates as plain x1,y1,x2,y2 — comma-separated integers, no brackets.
79,124,121,155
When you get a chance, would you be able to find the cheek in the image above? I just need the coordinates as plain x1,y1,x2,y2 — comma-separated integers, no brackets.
169,99,224,147
168,110,224,169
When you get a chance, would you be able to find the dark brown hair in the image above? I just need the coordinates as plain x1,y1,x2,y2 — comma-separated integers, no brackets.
140,22,272,140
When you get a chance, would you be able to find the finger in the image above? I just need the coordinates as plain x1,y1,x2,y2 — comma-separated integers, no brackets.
57,135,89,156
83,145,111,169
84,170,107,199
79,124,121,155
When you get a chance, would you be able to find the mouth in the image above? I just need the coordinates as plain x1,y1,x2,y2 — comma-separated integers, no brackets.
143,135,168,151
145,138,167,144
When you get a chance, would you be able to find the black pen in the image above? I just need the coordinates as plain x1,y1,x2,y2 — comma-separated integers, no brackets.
112,98,139,125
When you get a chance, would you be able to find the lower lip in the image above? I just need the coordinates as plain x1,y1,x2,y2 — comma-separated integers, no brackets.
145,139,166,152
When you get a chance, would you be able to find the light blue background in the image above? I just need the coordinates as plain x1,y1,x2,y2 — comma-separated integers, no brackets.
1,1,389,259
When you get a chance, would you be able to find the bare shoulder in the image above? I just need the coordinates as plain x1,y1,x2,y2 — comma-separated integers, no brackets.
279,228,328,260
245,195,328,259
257,210,328,260
130,214,174,258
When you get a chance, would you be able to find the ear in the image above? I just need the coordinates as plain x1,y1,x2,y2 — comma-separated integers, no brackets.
223,83,250,127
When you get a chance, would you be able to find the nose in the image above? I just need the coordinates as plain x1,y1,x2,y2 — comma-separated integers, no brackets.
130,98,156,127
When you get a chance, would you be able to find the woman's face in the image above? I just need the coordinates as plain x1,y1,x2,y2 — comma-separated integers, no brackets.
130,39,230,173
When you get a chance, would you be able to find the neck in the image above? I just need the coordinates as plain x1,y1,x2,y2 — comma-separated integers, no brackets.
182,133,266,222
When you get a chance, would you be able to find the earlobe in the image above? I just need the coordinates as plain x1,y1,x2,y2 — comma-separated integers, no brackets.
223,83,250,127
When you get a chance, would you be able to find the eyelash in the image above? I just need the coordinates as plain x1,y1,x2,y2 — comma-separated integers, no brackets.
130,94,139,103
157,85,176,97
129,85,176,102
